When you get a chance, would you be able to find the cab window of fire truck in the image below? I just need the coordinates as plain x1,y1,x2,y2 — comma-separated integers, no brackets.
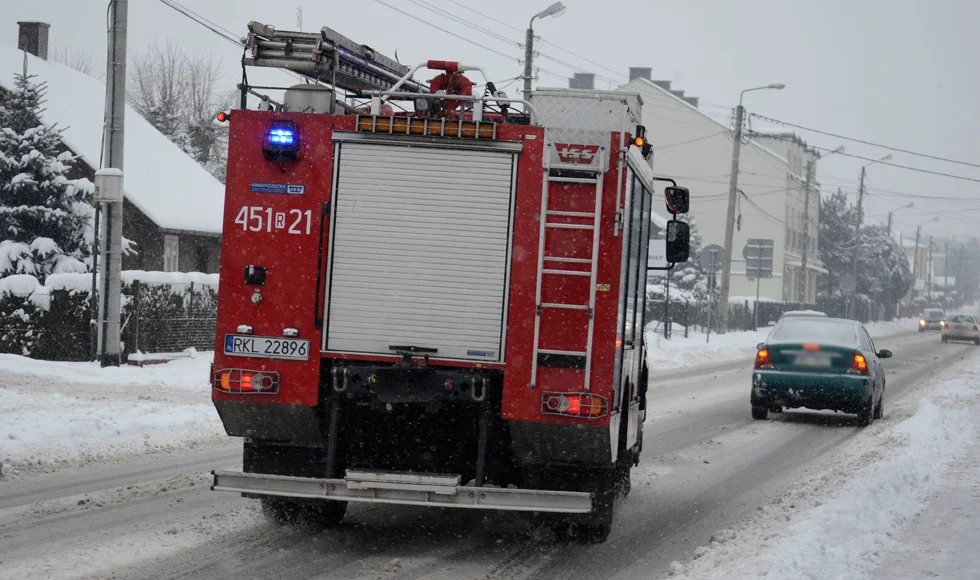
635,182,653,349
624,176,644,351
612,171,637,410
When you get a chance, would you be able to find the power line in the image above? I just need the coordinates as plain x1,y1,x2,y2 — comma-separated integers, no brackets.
408,0,520,47
807,146,980,185
751,113,980,171
652,131,727,151
157,0,241,47
371,0,519,63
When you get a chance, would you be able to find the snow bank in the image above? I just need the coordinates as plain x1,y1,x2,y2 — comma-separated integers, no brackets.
0,353,222,477
664,357,980,580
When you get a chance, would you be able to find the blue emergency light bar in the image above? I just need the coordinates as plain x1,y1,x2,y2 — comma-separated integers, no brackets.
263,120,300,163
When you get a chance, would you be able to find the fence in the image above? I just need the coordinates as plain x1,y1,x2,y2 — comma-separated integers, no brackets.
124,279,218,355
0,272,218,362
645,293,932,338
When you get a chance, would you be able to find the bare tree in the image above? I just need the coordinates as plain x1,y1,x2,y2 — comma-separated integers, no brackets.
127,42,234,182
52,45,102,80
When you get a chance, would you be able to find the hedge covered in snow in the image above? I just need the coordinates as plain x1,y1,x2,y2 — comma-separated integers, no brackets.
0,271,218,360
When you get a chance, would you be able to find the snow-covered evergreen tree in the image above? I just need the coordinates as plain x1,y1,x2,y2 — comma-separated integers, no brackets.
856,225,913,304
0,70,91,282
818,189,857,296
649,213,710,302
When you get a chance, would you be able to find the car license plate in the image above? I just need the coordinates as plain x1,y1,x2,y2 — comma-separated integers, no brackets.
224,335,310,361
795,353,831,367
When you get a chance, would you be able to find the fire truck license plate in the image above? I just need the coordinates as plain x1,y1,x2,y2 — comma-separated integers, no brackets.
224,335,310,361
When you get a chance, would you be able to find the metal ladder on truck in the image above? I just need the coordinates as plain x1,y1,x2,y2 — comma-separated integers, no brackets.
530,145,608,391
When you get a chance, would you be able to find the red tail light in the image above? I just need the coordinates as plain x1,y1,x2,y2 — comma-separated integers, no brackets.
944,325,950,331
541,392,608,419
847,353,869,375
213,368,279,394
755,349,774,369
973,326,978,332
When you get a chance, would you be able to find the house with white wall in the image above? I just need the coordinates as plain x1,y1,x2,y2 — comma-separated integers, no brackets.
617,71,824,303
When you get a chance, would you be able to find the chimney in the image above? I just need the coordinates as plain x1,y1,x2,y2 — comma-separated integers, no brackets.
651,80,671,91
683,96,699,108
628,67,652,82
569,72,595,90
17,21,50,60
670,90,686,99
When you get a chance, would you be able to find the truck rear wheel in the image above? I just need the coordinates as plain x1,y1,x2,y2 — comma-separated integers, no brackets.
261,498,347,527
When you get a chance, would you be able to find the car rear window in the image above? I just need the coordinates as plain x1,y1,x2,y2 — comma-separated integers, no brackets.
925,309,944,319
770,319,859,345
951,315,975,323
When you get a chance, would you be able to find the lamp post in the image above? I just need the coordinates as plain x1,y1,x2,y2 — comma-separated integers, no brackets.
799,145,844,303
717,83,785,333
846,154,893,319
887,202,914,235
523,2,566,98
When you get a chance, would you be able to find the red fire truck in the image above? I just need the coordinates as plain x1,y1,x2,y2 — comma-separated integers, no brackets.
210,22,690,542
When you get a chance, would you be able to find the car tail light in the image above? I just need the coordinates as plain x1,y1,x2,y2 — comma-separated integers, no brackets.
755,349,774,369
847,354,869,375
541,392,608,419
213,368,279,394
944,325,950,331
974,326,978,333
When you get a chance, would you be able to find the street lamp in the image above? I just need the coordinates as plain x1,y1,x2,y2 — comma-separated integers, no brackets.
523,2,566,98
887,202,914,235
798,145,844,302
848,153,894,317
909,216,939,306
717,82,786,333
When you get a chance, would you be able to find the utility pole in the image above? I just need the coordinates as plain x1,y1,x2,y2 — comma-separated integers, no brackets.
847,166,866,319
909,226,921,307
928,236,934,301
717,103,744,333
799,159,814,303
945,239,949,303
98,0,127,367
523,27,534,98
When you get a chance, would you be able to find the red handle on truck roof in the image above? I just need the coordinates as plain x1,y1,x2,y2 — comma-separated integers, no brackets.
427,60,460,73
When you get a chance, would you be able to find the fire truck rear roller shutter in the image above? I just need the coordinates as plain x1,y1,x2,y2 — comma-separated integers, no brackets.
326,142,516,362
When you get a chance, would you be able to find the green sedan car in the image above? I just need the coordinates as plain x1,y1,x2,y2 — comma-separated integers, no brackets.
751,317,892,426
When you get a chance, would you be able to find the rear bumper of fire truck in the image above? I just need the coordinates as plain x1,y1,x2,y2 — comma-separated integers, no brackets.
211,469,593,514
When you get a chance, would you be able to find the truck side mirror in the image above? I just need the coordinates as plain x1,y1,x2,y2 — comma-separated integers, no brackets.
665,220,690,263
665,186,690,215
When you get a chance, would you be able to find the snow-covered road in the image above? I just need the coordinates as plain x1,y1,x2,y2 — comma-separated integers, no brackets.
1,328,976,580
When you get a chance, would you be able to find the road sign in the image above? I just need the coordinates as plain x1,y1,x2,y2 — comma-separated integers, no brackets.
743,238,774,279
700,244,726,272
840,273,857,292
648,240,668,269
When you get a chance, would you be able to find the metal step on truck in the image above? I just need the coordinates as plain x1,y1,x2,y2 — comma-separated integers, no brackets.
210,21,691,542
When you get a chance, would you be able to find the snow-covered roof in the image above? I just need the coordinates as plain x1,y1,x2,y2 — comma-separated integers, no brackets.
0,46,224,234
623,78,789,165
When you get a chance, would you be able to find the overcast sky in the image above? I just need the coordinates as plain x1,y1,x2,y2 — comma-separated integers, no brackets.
5,0,979,242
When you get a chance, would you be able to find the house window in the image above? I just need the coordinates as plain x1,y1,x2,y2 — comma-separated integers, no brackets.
164,235,179,272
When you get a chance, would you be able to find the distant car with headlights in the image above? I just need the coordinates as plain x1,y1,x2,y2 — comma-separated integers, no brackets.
941,314,980,345
751,317,891,426
779,310,827,320
919,309,945,331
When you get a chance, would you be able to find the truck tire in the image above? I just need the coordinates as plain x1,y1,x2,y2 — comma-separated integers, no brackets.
751,406,768,420
261,498,347,527
614,451,632,498
574,469,615,544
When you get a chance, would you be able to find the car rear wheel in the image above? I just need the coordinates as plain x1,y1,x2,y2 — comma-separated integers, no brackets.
751,406,768,420
857,399,874,427
873,390,884,420
941,335,948,343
